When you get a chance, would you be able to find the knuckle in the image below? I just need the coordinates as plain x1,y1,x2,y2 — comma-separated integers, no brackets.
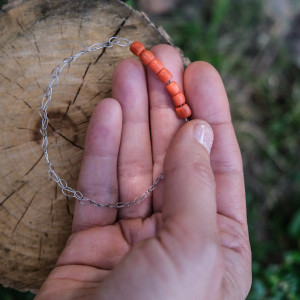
220,217,251,255
192,160,216,190
118,159,152,178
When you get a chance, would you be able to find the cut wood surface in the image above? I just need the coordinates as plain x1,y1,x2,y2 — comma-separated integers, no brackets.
0,0,177,292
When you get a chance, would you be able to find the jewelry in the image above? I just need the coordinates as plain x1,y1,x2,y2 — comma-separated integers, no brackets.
39,36,191,209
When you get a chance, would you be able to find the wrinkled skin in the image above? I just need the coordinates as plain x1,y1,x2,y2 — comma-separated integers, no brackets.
36,45,251,300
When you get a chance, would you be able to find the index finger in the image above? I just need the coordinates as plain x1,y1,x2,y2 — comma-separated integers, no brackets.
184,62,247,227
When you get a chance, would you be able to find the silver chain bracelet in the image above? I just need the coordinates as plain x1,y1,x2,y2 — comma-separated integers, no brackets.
39,36,164,209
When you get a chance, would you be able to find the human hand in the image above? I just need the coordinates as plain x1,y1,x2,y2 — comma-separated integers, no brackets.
36,45,251,300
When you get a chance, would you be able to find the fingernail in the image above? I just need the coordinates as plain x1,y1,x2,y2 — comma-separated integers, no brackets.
194,122,214,153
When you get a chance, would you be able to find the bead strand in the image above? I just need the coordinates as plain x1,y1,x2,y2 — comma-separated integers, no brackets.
40,37,167,210
130,41,192,119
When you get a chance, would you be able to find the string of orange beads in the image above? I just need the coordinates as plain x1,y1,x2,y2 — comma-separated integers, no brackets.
130,41,192,119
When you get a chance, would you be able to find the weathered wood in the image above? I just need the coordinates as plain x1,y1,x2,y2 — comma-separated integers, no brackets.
0,0,175,292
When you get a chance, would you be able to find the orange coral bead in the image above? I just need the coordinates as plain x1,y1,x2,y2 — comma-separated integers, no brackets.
166,81,181,96
172,92,186,106
130,41,145,56
176,104,192,119
157,68,172,83
148,58,164,74
140,50,155,65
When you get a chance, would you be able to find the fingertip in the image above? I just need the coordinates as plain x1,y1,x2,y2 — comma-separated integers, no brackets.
185,61,225,98
192,120,214,154
186,61,219,79
184,61,231,124
88,98,122,134
112,58,145,96
92,98,122,120
114,57,143,72
85,98,122,156
164,119,213,173
112,58,148,120
150,44,181,59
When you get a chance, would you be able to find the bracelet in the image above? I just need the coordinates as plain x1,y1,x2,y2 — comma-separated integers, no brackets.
39,36,191,209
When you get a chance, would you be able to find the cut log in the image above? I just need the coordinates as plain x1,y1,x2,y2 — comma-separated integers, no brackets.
0,0,179,292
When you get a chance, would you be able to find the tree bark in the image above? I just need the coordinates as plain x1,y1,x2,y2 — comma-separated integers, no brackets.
0,0,177,292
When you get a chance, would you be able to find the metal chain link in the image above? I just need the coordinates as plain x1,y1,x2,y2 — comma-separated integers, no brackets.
39,37,164,209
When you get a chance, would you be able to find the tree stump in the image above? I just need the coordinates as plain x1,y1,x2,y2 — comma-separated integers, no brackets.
0,0,176,292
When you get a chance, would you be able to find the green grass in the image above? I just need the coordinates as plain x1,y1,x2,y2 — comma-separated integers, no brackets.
0,0,7,8
0,286,34,300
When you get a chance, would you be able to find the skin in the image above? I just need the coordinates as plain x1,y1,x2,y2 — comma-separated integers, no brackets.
35,45,252,300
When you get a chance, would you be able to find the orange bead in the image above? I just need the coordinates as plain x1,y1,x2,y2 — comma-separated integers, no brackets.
166,81,181,96
140,50,155,65
148,58,164,74
176,104,192,119
157,68,172,83
130,41,145,56
172,92,186,106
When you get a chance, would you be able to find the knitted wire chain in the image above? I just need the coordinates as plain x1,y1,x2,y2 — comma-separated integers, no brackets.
39,36,164,209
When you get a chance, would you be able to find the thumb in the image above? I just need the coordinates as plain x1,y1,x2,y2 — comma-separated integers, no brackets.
159,120,222,300
162,119,218,244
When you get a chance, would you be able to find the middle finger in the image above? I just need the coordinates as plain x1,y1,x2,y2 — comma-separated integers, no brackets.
112,59,153,220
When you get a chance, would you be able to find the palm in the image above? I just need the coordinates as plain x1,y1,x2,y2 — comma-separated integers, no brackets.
36,45,251,300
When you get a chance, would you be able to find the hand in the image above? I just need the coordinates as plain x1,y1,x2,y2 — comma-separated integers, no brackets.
36,45,251,300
